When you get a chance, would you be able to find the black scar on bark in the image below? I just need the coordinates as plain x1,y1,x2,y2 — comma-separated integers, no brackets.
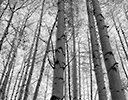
56,47,65,56
94,64,99,69
102,25,109,30
104,51,113,58
51,95,59,100
57,34,66,41
97,13,104,19
59,77,63,81
55,47,62,53
73,97,77,100
93,50,99,56
108,62,118,73
55,59,59,65
90,26,93,29
93,9,95,15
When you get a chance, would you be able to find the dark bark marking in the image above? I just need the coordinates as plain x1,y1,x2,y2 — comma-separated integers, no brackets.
97,13,104,19
93,50,99,59
55,59,60,65
57,34,66,41
104,51,113,59
108,62,118,73
73,97,77,100
56,46,65,56
94,65,99,70
93,9,95,15
90,26,93,29
51,95,59,100
102,25,109,30
59,77,63,81
61,62,66,69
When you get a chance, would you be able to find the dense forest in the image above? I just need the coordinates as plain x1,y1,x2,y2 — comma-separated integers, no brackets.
0,0,128,100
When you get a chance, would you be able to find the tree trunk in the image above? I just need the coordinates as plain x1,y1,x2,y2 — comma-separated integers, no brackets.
32,6,58,100
50,0,65,99
78,41,81,100
69,0,78,99
115,40,128,80
92,0,126,100
111,13,128,61
66,38,72,100
86,0,107,100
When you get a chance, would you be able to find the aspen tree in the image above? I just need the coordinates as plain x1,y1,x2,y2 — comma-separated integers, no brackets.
86,0,107,100
69,0,78,99
92,0,126,100
78,41,81,100
87,31,93,100
22,1,45,99
50,0,66,99
111,14,128,61
115,40,128,80
10,56,26,100
117,18,128,49
44,66,50,100
32,9,58,100
0,18,25,99
66,38,71,100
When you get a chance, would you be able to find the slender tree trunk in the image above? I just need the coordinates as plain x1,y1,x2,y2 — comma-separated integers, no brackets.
78,41,81,100
69,0,78,100
22,14,42,100
0,31,17,87
115,40,128,80
87,31,93,100
10,56,26,100
111,13,128,61
86,72,89,100
117,18,128,49
50,0,65,99
86,0,107,100
66,38,71,100
92,0,126,100
32,7,58,100
44,66,50,100
64,67,67,100
82,72,85,100
5,60,15,100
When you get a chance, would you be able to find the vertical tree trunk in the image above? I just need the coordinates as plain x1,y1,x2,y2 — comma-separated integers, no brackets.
86,0,107,100
115,40,128,80
5,60,15,100
32,8,57,100
117,18,128,49
87,31,93,100
50,0,65,99
64,68,67,100
111,13,128,61
44,66,50,100
78,41,81,100
66,38,72,100
92,0,126,100
69,0,78,99
10,56,26,100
